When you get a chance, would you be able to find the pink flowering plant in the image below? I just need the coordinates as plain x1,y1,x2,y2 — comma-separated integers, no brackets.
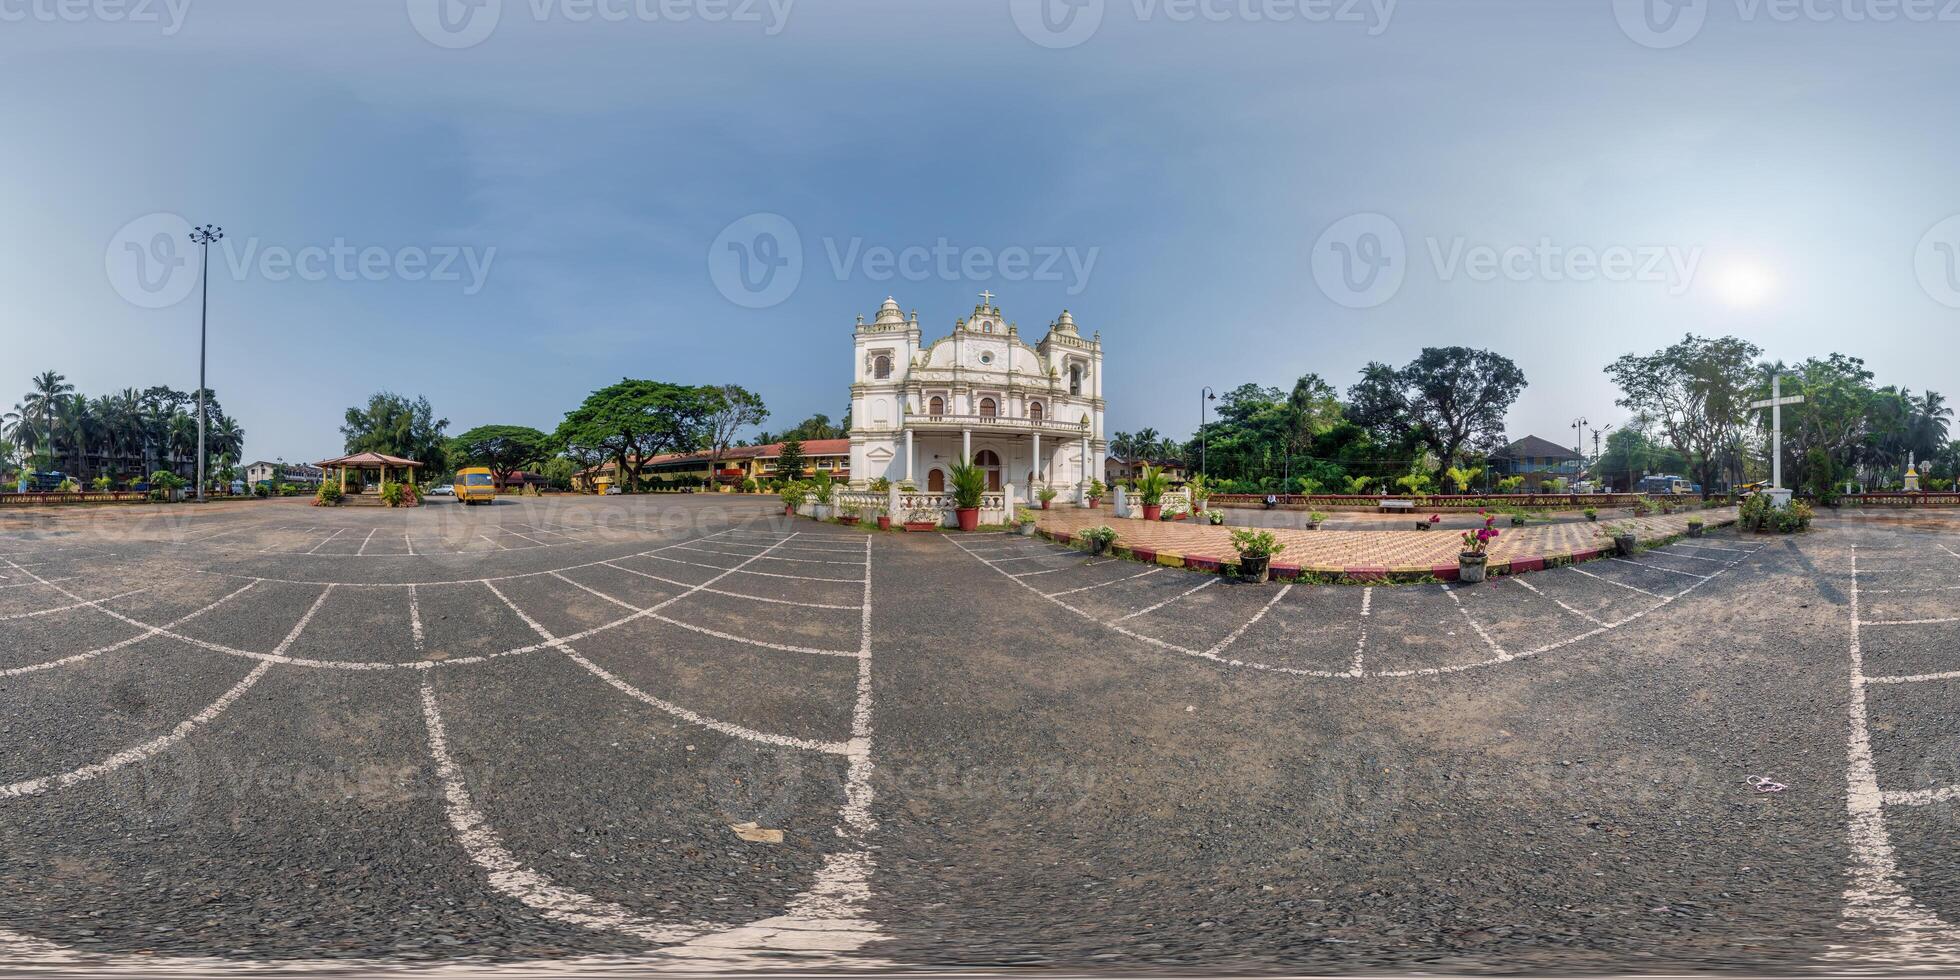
1461,513,1500,556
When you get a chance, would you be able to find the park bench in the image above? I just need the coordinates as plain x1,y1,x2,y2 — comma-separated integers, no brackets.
1377,499,1416,513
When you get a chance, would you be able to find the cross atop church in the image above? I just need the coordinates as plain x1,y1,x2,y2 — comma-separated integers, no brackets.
1749,374,1806,490
977,289,995,307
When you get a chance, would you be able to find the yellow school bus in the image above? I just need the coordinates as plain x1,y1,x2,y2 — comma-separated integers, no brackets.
454,467,499,505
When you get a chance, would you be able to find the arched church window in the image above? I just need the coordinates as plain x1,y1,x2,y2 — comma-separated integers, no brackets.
979,397,997,418
1029,401,1044,421
873,354,891,380
1069,365,1083,396
928,396,945,416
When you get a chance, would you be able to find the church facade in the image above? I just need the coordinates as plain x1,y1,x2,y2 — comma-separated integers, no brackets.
848,294,1106,503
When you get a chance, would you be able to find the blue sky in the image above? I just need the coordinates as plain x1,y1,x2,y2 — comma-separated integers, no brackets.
4,0,1956,464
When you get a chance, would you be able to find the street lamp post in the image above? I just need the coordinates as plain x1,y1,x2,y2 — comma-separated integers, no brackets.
1199,387,1216,477
189,224,223,501
1571,416,1587,486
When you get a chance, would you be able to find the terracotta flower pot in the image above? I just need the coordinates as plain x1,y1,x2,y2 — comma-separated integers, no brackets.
1041,500,1050,510
839,516,859,526
877,515,891,530
904,521,937,532
785,505,795,515
1088,497,1101,508
1142,504,1162,521
956,507,980,532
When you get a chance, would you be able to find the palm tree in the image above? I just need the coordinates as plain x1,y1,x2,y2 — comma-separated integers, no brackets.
1910,390,1952,461
20,371,73,471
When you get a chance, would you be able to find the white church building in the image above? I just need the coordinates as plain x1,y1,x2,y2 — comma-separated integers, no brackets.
848,293,1106,503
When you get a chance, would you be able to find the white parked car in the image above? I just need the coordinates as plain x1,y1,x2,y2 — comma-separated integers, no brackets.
429,485,454,496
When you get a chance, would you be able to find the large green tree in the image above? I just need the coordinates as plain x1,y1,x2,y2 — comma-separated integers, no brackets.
702,385,769,487
1606,335,1761,493
1348,348,1526,469
449,425,553,490
554,380,715,491
341,392,450,471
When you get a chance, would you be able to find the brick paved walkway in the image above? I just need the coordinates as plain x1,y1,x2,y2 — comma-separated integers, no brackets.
1034,505,1739,580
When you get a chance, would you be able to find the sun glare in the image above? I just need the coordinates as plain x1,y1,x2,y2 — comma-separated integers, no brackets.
1709,257,1779,309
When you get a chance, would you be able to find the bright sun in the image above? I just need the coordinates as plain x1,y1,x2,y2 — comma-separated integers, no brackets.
1709,258,1778,310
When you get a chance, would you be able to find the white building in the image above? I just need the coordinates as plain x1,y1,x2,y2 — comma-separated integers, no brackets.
848,293,1106,502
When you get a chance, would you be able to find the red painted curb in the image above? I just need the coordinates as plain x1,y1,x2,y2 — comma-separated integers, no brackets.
1345,565,1390,581
1509,555,1545,573
1271,563,1302,578
1571,547,1600,561
1132,546,1157,562
1185,554,1222,571
1429,563,1460,582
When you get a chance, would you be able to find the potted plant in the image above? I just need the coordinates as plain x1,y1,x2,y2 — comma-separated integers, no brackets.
948,457,987,532
1079,524,1118,556
875,506,892,531
1135,465,1169,522
1458,514,1500,583
1037,485,1059,510
838,505,861,527
870,476,892,493
1230,528,1285,584
1305,510,1327,530
1187,473,1213,514
904,507,941,532
1687,517,1705,538
1605,522,1637,557
1584,507,1598,522
1014,507,1039,536
1417,513,1439,531
810,471,836,520
312,480,343,507
779,481,807,516
1206,509,1226,526
1087,480,1106,508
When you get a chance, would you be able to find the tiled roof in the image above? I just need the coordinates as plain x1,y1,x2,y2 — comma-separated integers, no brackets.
1493,435,1580,461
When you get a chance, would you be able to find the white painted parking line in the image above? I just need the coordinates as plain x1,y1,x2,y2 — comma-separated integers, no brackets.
1569,565,1663,598
408,585,425,653
1114,578,1216,622
1655,549,1727,563
1866,668,1960,685
1862,617,1960,627
1835,545,1960,961
1443,585,1509,662
501,529,552,547
1009,568,1065,578
404,532,417,556
548,575,861,659
676,544,864,567
0,661,273,801
305,528,348,555
418,679,715,946
0,582,258,678
1048,567,1161,597
641,553,863,583
356,528,378,556
0,577,75,590
1609,557,1710,580
1349,586,1372,676
0,588,148,622
1882,784,1960,807
1672,543,1752,554
1509,576,1605,626
477,534,511,552
1203,584,1293,658
599,561,859,610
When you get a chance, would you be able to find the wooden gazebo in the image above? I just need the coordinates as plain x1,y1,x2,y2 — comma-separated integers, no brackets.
315,452,424,494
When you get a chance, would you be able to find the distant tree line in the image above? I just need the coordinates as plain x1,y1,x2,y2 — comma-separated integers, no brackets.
3,370,244,488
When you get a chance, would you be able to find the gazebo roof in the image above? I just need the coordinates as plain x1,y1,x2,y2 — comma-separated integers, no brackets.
316,451,424,469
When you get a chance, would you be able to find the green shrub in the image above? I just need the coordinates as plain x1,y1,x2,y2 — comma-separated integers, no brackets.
314,481,344,507
948,458,987,510
1229,528,1284,559
1135,465,1169,506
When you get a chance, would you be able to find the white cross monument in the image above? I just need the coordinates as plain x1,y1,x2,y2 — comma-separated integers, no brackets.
1749,374,1804,506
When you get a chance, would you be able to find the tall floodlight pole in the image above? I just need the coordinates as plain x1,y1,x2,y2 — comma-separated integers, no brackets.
1571,417,1587,482
189,224,223,501
1749,374,1805,491
1199,387,1216,476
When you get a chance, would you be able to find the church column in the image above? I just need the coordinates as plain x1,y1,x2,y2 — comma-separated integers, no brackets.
904,428,914,484
962,428,971,464
1080,435,1091,505
1032,431,1042,487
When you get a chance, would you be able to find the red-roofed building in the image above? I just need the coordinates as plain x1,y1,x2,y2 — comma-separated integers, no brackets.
585,439,851,490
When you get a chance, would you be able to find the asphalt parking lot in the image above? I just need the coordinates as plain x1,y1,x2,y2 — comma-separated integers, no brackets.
1,495,1957,974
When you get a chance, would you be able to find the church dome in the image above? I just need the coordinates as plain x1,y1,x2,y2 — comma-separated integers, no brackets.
1052,309,1078,335
874,296,904,325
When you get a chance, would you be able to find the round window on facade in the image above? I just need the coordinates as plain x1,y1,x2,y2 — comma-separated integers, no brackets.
979,352,993,365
